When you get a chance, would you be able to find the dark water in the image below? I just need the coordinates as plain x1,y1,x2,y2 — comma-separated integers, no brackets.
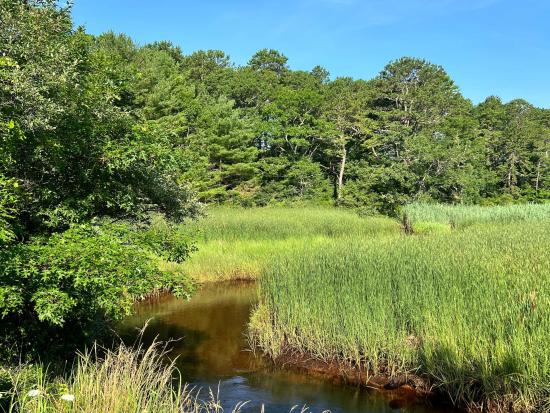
117,283,449,413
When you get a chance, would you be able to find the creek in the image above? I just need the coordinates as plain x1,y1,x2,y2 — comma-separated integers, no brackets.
118,282,448,413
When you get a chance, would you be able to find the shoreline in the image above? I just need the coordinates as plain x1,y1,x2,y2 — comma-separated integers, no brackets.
262,349,467,412
181,281,521,413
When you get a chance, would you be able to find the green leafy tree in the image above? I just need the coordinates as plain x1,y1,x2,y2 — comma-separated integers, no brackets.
323,77,370,199
0,222,193,360
248,49,288,75
0,1,198,360
364,57,485,206
182,49,232,97
184,97,259,204
476,97,548,201
533,109,550,198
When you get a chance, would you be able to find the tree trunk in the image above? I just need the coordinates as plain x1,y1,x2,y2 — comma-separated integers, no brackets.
535,159,541,192
337,142,347,199
507,152,516,191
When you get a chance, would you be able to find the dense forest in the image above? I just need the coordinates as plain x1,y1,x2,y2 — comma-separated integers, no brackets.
64,33,550,214
2,1,549,232
0,0,549,359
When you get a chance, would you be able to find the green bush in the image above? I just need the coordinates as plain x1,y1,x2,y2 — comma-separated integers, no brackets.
0,221,194,362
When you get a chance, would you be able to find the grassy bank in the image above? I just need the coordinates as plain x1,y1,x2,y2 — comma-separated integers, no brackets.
249,210,550,412
1,342,239,413
181,207,400,282
77,204,549,412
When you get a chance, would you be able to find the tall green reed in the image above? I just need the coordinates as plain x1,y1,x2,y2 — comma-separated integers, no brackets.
252,220,550,412
404,203,550,229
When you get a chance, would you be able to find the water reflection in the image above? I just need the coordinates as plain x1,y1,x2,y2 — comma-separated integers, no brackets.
117,283,449,413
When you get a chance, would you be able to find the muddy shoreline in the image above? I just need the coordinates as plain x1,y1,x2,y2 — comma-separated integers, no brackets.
261,349,467,412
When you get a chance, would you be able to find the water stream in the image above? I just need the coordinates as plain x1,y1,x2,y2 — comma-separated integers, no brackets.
118,282,449,413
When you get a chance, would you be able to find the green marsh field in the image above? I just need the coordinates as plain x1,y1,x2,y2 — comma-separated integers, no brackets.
181,207,400,282
183,204,550,412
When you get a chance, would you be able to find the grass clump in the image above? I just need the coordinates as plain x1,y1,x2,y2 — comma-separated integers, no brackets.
182,206,400,282
2,342,241,413
251,219,550,412
407,221,452,235
403,202,550,230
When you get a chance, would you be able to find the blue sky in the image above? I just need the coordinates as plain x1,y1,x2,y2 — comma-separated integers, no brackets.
72,0,550,108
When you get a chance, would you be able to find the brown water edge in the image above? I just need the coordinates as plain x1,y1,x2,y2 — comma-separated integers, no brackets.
118,281,461,413
264,350,461,412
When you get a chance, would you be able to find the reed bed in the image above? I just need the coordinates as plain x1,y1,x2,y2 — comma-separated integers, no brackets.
404,202,550,230
251,220,550,412
181,204,550,411
182,207,400,282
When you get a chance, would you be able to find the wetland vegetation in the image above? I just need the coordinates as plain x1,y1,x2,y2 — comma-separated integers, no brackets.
250,208,550,412
179,205,550,412
181,207,399,282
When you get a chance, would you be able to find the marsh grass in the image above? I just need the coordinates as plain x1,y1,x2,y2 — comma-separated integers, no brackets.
182,207,400,282
251,220,550,412
404,202,550,230
169,204,550,411
3,342,245,413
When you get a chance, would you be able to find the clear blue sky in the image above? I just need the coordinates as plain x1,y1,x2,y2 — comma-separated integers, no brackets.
72,0,550,108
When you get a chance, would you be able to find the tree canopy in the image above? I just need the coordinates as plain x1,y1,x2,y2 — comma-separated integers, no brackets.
1,0,548,233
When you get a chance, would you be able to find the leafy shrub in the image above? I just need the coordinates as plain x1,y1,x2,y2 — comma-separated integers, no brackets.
0,222,194,362
0,175,18,244
107,215,197,264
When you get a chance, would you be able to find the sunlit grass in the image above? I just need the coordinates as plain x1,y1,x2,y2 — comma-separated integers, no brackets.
3,342,245,413
182,206,400,282
251,219,550,412
403,202,550,231
178,204,550,411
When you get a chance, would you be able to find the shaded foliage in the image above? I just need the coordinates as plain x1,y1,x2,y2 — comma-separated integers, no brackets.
0,0,198,360
0,221,194,361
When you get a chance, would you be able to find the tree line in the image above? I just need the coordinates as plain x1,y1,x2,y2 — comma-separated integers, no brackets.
2,1,549,238
132,38,546,212
93,38,549,214
66,29,550,216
